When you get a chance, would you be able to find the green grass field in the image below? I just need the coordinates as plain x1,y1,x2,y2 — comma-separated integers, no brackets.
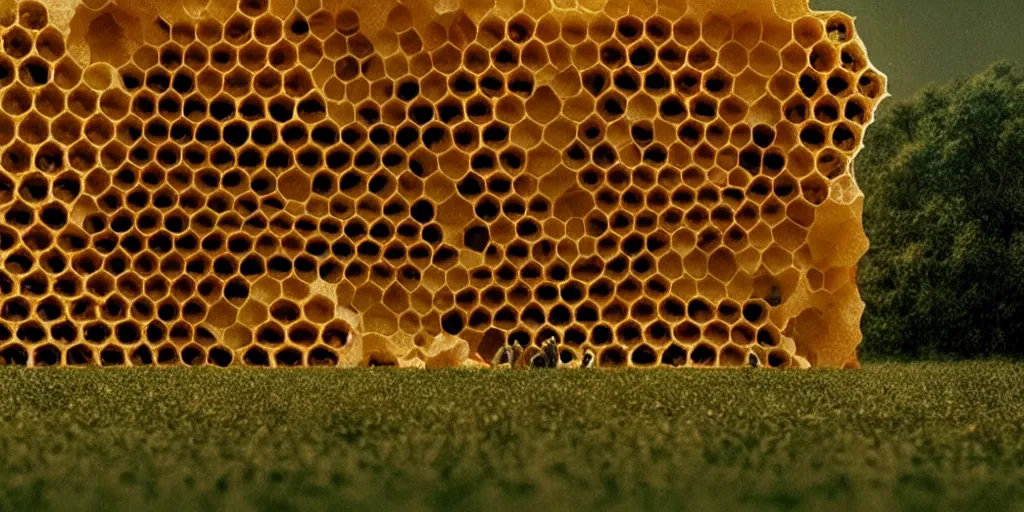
1,363,1022,511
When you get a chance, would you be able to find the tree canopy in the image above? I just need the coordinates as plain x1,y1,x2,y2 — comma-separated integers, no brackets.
858,62,1024,358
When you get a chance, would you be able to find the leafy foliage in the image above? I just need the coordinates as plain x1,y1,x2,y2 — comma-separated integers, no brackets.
858,62,1024,358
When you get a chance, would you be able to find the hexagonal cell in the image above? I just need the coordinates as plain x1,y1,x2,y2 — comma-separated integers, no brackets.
793,16,824,47
284,319,316,345
2,25,33,60
173,343,203,366
32,344,61,367
2,84,33,116
150,343,177,365
14,54,48,88
856,70,886,100
840,41,868,74
0,342,29,366
64,343,95,367
767,348,793,368
593,345,624,368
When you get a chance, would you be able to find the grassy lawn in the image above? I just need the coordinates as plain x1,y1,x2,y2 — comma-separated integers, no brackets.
1,363,1022,511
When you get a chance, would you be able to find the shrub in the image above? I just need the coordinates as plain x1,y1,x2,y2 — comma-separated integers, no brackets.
858,62,1024,358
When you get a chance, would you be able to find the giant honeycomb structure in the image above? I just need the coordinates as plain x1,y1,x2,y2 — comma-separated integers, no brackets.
0,0,884,368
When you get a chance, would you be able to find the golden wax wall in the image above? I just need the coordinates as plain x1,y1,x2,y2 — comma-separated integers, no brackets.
0,0,884,368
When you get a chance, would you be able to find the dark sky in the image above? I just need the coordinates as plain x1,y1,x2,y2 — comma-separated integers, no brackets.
812,0,1024,99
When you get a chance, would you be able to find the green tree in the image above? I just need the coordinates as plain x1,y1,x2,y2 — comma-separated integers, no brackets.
858,62,1024,358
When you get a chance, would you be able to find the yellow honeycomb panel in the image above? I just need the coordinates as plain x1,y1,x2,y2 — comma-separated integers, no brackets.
0,0,885,368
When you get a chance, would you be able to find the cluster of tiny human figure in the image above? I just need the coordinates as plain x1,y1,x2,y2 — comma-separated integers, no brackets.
491,337,761,368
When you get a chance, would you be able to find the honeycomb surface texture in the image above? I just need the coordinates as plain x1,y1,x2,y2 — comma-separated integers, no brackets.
0,0,884,368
